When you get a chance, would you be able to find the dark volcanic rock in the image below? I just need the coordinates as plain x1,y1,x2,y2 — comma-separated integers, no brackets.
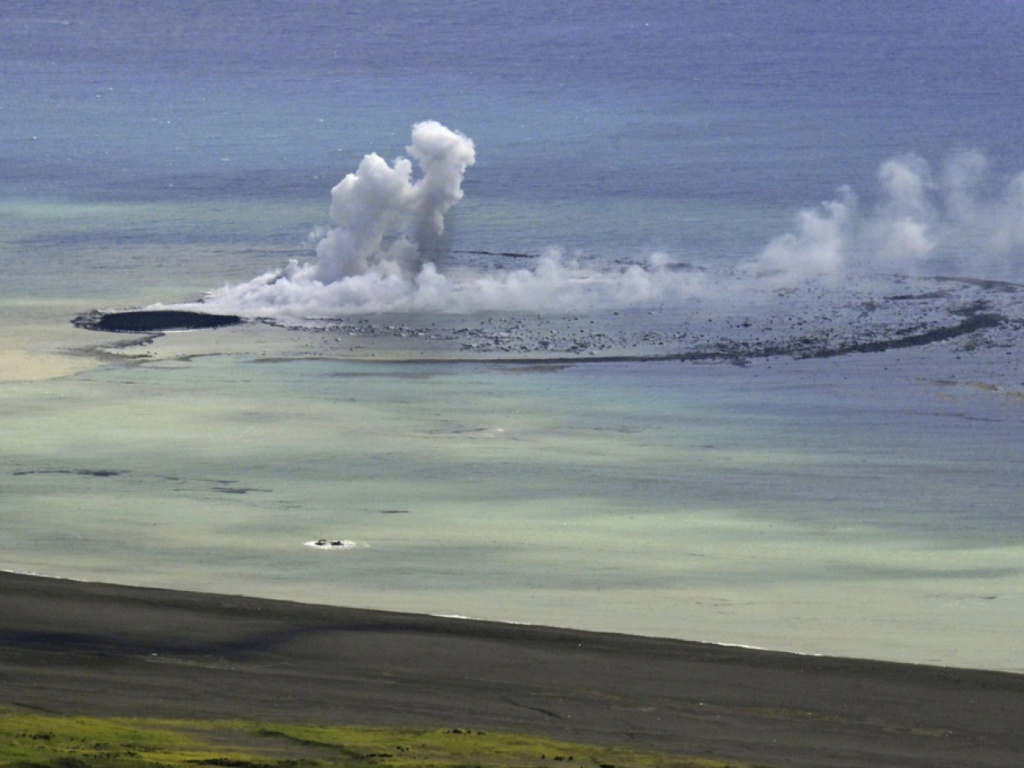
74,310,242,333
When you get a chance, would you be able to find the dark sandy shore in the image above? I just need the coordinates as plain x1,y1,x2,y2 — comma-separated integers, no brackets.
1,572,1022,768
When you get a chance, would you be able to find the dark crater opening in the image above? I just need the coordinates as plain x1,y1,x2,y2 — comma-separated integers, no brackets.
73,309,243,333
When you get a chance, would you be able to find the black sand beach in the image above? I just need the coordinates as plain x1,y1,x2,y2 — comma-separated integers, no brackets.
1,572,1021,767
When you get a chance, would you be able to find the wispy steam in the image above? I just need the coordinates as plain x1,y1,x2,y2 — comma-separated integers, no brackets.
746,188,854,286
745,151,1024,286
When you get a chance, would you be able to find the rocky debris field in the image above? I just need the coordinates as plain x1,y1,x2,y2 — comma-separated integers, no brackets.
264,274,1023,366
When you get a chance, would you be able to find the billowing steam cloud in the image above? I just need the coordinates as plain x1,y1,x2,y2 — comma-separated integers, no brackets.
198,126,1024,320
313,120,476,282
202,121,706,317
208,120,480,315
745,150,1024,286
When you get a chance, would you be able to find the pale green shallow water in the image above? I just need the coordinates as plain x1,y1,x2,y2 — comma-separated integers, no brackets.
3,323,1022,672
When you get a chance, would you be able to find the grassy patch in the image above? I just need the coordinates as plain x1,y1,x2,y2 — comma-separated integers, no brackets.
0,710,758,768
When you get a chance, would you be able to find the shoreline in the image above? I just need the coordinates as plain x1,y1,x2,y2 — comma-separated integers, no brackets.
0,567,832,665
2,571,1023,768
5,565,1019,677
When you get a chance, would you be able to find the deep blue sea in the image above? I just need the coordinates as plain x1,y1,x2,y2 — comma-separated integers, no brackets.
6,1,1024,264
3,1,1024,670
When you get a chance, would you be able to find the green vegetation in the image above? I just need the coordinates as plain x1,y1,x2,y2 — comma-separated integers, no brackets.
0,710,757,768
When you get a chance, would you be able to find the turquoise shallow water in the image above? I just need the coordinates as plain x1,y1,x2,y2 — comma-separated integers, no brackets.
3,1,1024,671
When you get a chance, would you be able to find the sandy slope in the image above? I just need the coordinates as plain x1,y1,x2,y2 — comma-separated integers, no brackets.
2,571,1022,768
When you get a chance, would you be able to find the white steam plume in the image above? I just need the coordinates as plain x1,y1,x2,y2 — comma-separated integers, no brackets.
202,121,707,317
746,188,854,286
312,119,475,282
199,130,1024,321
745,150,1024,286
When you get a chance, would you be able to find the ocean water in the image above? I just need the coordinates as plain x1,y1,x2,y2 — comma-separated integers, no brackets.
3,1,1024,670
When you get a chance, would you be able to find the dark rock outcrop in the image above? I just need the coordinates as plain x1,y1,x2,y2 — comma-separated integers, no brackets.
74,310,242,333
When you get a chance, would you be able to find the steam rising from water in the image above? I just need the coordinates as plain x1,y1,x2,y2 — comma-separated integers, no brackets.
201,121,708,317
745,150,1024,286
199,125,1024,320
313,120,476,283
